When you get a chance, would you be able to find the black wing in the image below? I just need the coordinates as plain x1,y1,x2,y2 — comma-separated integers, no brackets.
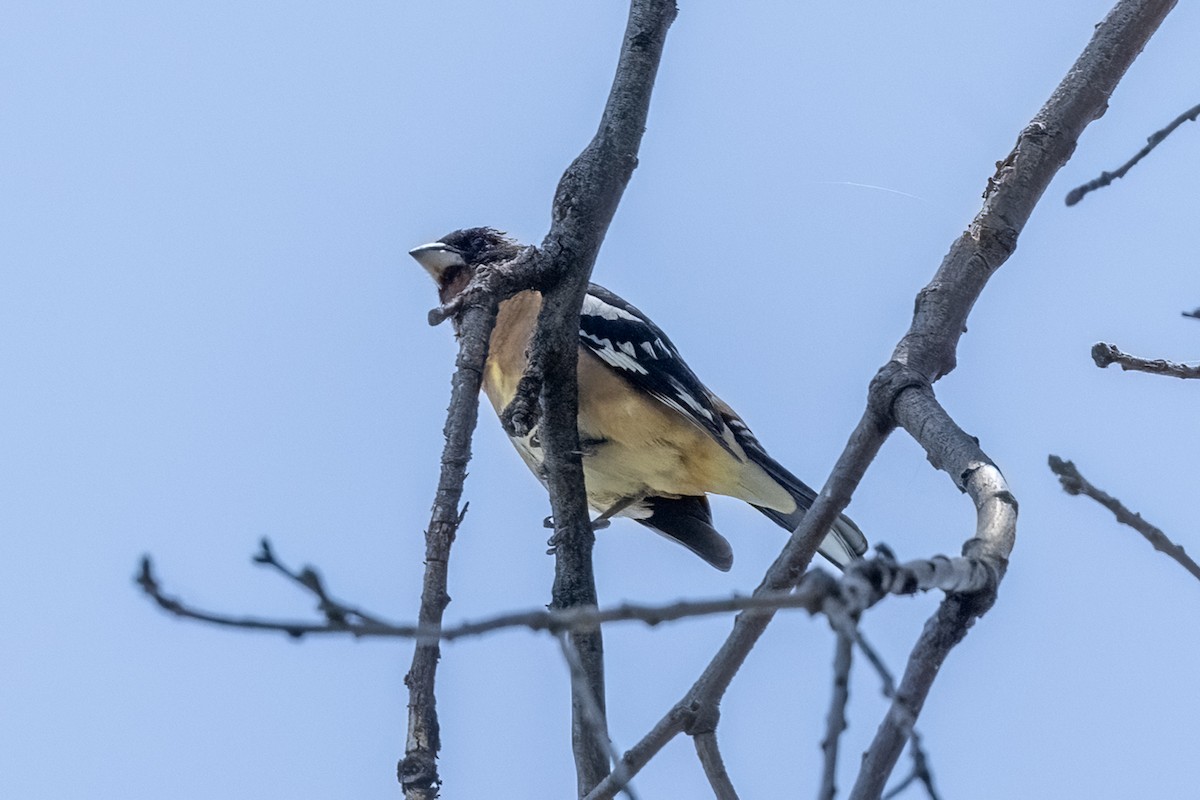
578,284,734,454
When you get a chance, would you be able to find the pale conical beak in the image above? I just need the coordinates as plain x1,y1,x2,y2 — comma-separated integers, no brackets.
409,241,466,282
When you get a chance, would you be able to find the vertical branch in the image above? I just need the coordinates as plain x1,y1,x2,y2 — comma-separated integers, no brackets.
531,0,678,794
558,633,642,800
819,630,855,800
400,302,499,798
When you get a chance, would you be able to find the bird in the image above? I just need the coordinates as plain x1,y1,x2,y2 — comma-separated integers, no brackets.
410,227,867,572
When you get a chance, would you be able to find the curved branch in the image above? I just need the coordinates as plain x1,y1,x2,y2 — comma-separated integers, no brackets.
849,4,1174,795
588,2,1176,797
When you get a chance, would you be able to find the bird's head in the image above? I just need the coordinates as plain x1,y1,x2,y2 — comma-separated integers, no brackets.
409,227,521,305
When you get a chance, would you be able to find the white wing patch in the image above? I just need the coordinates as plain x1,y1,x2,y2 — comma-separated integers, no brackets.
581,331,650,375
582,293,642,322
577,283,740,459
666,376,715,422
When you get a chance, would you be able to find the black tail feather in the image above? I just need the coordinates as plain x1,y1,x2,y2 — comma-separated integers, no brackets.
636,495,733,571
749,453,868,570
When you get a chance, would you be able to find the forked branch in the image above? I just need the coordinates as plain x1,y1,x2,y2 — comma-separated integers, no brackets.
586,2,1176,798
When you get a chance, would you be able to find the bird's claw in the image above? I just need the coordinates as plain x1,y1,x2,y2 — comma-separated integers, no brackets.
544,514,610,531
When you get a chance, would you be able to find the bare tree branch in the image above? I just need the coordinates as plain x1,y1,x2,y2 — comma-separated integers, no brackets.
818,630,854,800
1090,342,1200,379
694,732,740,800
1065,101,1200,206
1182,307,1200,320
249,538,388,626
847,2,1177,793
401,293,497,799
408,1,682,792
588,2,1176,797
1049,455,1200,582
138,548,984,643
852,632,942,800
557,633,640,800
849,382,1014,800
881,734,943,800
524,2,678,792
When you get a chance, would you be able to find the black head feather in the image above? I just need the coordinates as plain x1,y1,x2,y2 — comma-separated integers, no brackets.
438,227,521,266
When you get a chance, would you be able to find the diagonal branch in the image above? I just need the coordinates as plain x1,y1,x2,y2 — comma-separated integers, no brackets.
587,2,1177,797
557,633,641,800
250,538,387,626
1065,101,1200,206
694,732,739,800
1049,455,1200,582
1090,342,1200,379
853,632,942,800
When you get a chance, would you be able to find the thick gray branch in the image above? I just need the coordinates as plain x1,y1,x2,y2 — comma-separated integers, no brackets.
531,2,678,794
849,4,1175,796
588,2,1175,798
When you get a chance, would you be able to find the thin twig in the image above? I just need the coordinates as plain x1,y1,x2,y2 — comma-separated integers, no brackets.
400,289,498,798
881,735,943,800
852,631,896,699
251,538,387,626
1049,455,1200,582
853,632,942,800
694,733,740,800
1066,102,1200,205
558,633,640,800
818,629,854,800
1091,342,1200,379
137,551,986,643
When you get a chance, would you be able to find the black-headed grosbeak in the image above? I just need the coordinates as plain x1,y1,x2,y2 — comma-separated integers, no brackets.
410,227,867,572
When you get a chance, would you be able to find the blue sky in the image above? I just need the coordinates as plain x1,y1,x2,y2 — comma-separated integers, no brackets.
3,2,1199,798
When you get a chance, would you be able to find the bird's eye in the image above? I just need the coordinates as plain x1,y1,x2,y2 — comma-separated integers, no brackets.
441,263,463,286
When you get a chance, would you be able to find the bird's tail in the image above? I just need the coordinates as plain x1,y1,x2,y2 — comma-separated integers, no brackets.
749,453,868,570
636,495,734,572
